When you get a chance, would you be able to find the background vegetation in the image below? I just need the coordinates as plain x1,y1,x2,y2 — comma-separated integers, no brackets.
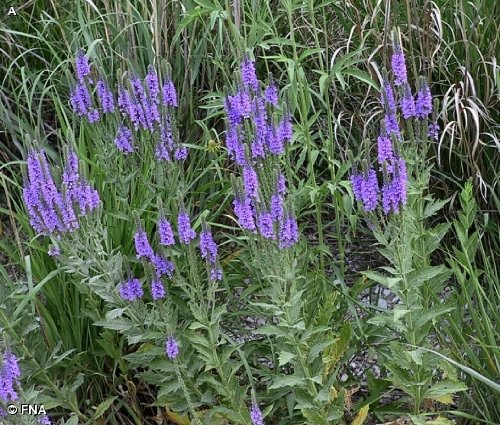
0,0,498,424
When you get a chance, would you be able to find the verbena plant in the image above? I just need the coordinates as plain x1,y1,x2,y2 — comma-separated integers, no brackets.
1,1,496,423
14,46,358,424
349,33,468,423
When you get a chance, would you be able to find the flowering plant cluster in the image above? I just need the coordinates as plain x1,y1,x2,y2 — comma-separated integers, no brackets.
117,210,222,304
225,56,299,249
14,38,468,425
0,350,50,424
70,50,186,160
22,147,100,254
350,37,438,216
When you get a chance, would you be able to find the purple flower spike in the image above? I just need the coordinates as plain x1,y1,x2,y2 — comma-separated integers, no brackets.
159,217,175,246
224,95,242,126
416,81,432,118
152,254,175,277
381,79,396,114
391,47,407,86
360,167,379,212
384,114,401,140
270,193,284,222
75,50,90,81
87,109,100,123
428,122,439,140
250,402,265,425
200,227,218,263
117,85,133,117
257,211,274,239
277,173,286,195
243,165,259,199
162,77,177,107
350,173,363,202
38,415,52,425
226,127,246,166
233,196,256,231
134,228,154,259
264,81,278,106
118,278,144,302
70,83,92,116
174,147,188,161
155,141,170,161
278,111,293,143
165,336,179,360
241,56,259,92
177,210,196,244
96,80,115,113
401,85,416,119
397,158,408,205
267,125,284,155
130,75,146,102
381,160,407,215
0,351,21,402
238,88,253,119
48,246,61,257
150,278,166,300
146,65,160,102
23,148,99,236
210,268,223,281
278,214,299,249
115,125,134,154
377,133,394,164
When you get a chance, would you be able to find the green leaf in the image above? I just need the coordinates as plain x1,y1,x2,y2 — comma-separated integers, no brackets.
409,266,449,287
69,373,85,393
189,321,209,330
35,394,63,410
278,351,296,367
302,409,329,424
269,375,309,390
93,396,117,418
343,68,378,90
423,198,450,218
424,380,467,399
416,305,455,327
94,318,133,331
394,307,411,322
62,417,80,425
253,325,289,337
363,270,401,288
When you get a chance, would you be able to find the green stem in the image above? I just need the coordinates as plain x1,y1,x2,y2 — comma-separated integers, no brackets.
174,361,203,425
394,210,422,414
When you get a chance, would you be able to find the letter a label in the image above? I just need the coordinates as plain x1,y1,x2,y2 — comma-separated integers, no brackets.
8,7,17,16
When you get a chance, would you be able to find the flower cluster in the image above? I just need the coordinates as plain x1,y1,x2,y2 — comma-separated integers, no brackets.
118,277,144,302
0,351,20,402
224,56,299,249
165,336,179,360
70,51,187,160
121,222,176,302
199,224,223,281
250,402,265,425
22,148,100,240
351,39,438,215
0,351,52,424
69,49,102,123
120,210,225,302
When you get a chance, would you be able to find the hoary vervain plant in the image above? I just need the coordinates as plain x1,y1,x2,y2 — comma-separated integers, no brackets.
350,33,467,420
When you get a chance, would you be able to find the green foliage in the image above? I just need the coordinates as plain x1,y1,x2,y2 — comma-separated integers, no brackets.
363,166,466,419
0,1,498,424
437,181,500,422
